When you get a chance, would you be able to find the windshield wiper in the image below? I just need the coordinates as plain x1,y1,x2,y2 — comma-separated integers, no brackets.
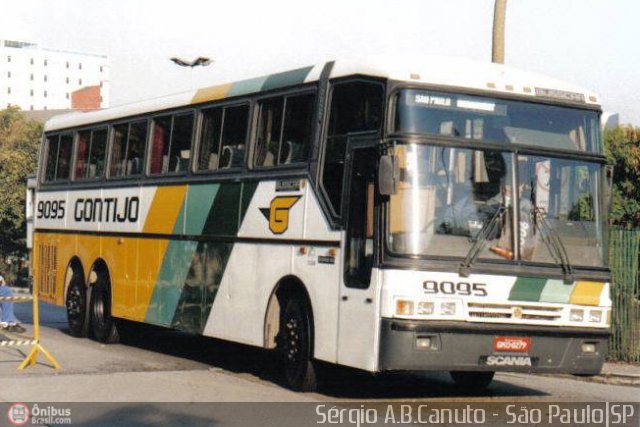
532,207,574,283
459,206,507,277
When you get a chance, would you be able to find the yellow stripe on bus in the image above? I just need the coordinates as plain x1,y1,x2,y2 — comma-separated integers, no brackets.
143,186,187,234
569,281,605,306
191,83,232,105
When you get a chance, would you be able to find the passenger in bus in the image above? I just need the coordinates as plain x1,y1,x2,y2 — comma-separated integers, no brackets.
0,275,26,334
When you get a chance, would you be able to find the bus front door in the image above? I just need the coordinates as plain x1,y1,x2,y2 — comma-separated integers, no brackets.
337,146,379,370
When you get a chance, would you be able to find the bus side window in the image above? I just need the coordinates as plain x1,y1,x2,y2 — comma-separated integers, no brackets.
126,120,147,176
219,105,249,169
197,107,223,171
74,130,91,180
322,81,383,216
54,134,73,181
109,123,129,178
90,128,108,178
281,92,315,164
255,97,284,168
74,128,107,180
43,135,60,182
254,92,315,168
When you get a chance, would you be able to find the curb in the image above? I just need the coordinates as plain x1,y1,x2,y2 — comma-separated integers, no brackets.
541,373,640,387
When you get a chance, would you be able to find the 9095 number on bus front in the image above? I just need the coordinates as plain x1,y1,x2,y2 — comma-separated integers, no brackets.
422,280,488,297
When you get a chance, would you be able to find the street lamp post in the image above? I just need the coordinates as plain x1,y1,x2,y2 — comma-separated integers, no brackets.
492,0,507,64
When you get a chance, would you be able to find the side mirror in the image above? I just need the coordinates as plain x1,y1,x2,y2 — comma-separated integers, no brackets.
379,155,399,195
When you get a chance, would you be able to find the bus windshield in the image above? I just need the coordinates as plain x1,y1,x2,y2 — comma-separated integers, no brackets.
393,89,601,153
386,143,606,268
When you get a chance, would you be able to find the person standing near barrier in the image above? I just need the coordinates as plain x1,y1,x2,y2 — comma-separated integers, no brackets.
0,274,26,333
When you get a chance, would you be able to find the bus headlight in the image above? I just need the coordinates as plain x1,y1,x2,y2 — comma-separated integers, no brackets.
395,299,414,316
588,310,603,323
440,302,458,316
417,301,435,315
570,309,584,322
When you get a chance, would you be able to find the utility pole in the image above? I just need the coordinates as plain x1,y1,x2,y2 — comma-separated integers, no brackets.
492,0,507,64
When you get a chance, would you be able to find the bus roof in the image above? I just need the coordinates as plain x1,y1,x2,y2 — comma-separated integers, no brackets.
44,55,600,132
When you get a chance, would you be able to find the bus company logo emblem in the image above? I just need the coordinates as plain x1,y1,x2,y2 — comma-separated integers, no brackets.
512,306,523,319
7,403,30,426
260,196,301,234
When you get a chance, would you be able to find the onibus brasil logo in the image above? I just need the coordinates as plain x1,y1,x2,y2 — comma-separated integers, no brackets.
260,196,301,234
7,403,30,426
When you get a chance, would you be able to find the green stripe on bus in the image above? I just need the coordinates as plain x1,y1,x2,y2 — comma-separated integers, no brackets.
169,182,259,332
508,277,547,302
145,240,199,326
261,66,314,92
201,183,243,236
171,241,234,333
226,76,269,98
539,279,573,303
184,183,220,235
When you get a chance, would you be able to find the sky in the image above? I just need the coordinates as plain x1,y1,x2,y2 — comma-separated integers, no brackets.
2,0,640,124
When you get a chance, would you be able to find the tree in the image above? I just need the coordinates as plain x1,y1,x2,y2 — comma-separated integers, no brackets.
0,106,42,259
604,125,640,228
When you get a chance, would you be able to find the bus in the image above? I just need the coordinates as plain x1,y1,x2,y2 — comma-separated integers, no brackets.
33,56,611,391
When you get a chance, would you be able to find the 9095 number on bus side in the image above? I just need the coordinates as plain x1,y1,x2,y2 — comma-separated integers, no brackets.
37,200,66,219
423,280,488,297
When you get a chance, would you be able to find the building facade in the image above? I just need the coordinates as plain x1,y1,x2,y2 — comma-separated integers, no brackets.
0,39,109,111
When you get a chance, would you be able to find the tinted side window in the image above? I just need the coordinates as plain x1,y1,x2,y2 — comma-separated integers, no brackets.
255,97,284,167
150,113,193,175
110,124,128,177
171,113,193,172
55,134,73,181
109,120,147,178
74,128,107,180
254,93,315,168
150,115,171,174
126,120,147,176
322,82,383,215
281,93,315,164
44,135,59,182
90,129,108,178
74,130,91,179
197,107,223,171
219,105,249,169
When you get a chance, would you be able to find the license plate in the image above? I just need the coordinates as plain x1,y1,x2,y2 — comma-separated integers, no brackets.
493,336,531,353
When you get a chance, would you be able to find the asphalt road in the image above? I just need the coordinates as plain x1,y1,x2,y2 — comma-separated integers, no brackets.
0,300,636,426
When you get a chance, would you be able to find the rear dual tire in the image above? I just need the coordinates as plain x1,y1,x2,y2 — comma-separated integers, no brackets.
89,275,120,344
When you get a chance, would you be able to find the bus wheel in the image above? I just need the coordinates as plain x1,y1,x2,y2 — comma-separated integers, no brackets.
450,371,495,389
66,274,88,337
89,274,120,344
279,298,317,392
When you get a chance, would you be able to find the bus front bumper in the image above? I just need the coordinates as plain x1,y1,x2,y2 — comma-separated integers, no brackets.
379,319,609,375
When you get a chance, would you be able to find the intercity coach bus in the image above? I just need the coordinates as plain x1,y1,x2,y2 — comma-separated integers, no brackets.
33,56,611,391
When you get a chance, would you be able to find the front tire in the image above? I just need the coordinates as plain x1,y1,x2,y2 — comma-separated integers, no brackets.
66,274,88,337
89,273,120,344
278,298,317,392
450,371,495,390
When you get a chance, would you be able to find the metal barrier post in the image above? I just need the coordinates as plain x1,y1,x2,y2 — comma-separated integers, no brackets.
0,283,60,370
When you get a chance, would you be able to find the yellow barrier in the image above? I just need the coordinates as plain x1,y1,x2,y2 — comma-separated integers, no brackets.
0,284,60,370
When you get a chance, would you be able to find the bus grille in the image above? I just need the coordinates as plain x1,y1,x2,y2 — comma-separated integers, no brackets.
467,302,563,322
37,243,58,297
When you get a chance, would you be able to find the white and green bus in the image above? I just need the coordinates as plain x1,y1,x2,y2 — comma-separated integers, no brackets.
34,56,611,390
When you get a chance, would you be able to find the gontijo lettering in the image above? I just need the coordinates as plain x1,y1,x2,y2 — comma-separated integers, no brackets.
74,197,140,223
